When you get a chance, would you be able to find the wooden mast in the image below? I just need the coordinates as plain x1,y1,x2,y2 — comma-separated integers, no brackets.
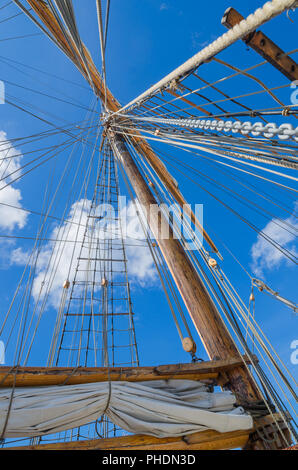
110,133,260,404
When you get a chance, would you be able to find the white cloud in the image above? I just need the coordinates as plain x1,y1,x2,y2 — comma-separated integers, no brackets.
0,185,27,230
0,131,28,230
120,200,157,282
10,198,157,309
250,203,298,277
10,246,32,265
160,3,169,11
126,242,157,282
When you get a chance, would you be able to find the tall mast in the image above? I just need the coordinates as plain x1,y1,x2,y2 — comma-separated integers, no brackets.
110,133,260,404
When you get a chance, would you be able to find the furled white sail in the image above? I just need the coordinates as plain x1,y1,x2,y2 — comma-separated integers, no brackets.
0,380,253,438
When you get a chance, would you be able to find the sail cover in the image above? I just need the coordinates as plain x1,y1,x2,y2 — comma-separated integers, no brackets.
0,380,253,438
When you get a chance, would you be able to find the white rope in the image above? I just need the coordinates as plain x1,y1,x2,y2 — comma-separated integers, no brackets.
252,278,298,313
95,0,107,109
114,0,298,115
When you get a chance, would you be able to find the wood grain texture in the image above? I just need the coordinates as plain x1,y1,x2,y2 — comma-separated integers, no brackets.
5,429,250,451
0,356,256,387
221,7,298,81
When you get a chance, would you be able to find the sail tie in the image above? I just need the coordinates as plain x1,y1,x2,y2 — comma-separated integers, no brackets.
0,364,19,387
102,371,112,416
94,366,112,436
0,364,19,442
60,365,82,386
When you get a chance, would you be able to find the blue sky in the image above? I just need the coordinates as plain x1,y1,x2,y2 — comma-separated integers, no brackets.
0,0,297,406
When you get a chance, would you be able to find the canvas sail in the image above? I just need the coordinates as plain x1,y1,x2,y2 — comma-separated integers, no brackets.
0,380,252,438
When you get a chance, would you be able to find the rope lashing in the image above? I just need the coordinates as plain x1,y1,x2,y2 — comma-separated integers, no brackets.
256,424,283,446
96,366,112,430
60,365,82,386
102,374,112,416
0,364,19,387
0,364,19,441
246,283,256,351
